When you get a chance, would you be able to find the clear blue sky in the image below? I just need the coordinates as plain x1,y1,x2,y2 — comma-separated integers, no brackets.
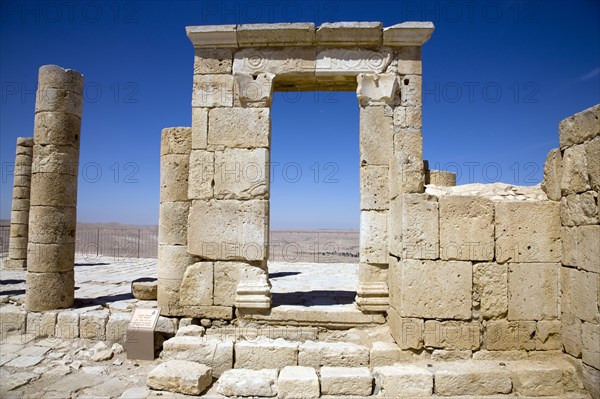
1,0,598,229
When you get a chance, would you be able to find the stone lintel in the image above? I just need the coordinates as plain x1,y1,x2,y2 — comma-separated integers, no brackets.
383,22,435,46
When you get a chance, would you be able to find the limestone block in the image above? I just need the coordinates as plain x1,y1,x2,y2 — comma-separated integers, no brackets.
0,304,27,339
383,22,435,46
536,320,562,350
321,367,372,396
561,144,590,195
400,75,422,107
317,21,382,45
8,237,27,259
233,48,315,76
161,127,191,156
176,325,204,337
577,225,600,273
389,194,439,259
30,173,77,207
158,278,183,315
179,262,213,306
562,313,582,357
191,107,208,149
507,263,559,320
495,201,560,263
161,336,233,377
360,165,389,210
131,279,157,300
187,150,214,200
158,202,190,245
217,368,278,397
13,175,31,187
10,210,29,225
208,107,270,148
561,191,599,226
33,112,81,148
356,73,399,106
214,261,263,306
32,144,78,175
9,223,27,238
486,320,536,350
16,136,34,150
160,154,189,202
559,104,600,148
439,195,494,261
235,338,298,370
586,137,600,191
541,148,562,201
388,309,423,350
316,49,392,76
400,259,472,319
234,72,275,107
390,129,424,195
277,366,319,399
393,106,422,129
561,267,598,323
12,187,30,199
434,361,512,396
473,262,508,319
578,361,600,399
424,320,481,350
11,198,30,212
157,245,199,281
359,210,387,264
55,310,79,339
214,148,269,199
26,311,56,337
192,74,233,108
511,360,579,396
80,310,109,340
582,322,600,369
35,87,83,116
359,106,393,166
391,46,422,75
106,312,131,343
370,341,406,367
186,25,237,48
26,271,74,311
238,22,315,46
298,341,369,368
561,226,577,267
194,48,232,74
147,360,212,396
38,64,84,93
188,199,268,261
373,365,433,397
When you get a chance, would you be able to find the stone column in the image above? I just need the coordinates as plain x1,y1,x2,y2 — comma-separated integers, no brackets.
26,65,83,311
5,137,33,270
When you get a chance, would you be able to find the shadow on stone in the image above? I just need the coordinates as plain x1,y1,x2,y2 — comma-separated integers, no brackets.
74,262,111,267
268,272,301,279
0,279,25,285
272,290,356,306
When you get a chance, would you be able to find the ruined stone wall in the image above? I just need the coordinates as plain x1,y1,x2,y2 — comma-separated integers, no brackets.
542,104,599,398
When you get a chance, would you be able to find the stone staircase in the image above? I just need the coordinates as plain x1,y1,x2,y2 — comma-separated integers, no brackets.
151,323,591,398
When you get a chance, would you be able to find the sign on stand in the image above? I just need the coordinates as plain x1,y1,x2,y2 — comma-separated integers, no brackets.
126,307,160,360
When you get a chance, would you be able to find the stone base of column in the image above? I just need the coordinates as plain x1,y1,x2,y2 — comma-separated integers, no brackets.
356,282,389,313
235,278,272,311
4,259,27,270
26,271,74,311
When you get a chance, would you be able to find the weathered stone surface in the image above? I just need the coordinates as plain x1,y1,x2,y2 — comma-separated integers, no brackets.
317,49,392,76
214,261,263,306
32,144,78,175
561,144,590,195
562,313,582,357
0,304,27,339
188,150,214,200
508,263,559,320
426,169,457,186
578,361,600,399
194,48,232,74
217,368,278,397
238,22,315,46
400,74,422,107
389,194,438,259
473,262,508,319
373,365,433,397
158,202,189,245
400,259,472,320
55,310,79,339
235,338,298,370
192,74,233,107
586,136,600,191
33,111,81,147
208,107,270,148
359,210,387,264
542,148,563,201
391,129,425,195
160,127,191,156
192,107,208,149
186,24,237,48
27,242,75,273
176,325,204,337
424,320,480,350
360,165,389,210
234,72,274,107
383,22,435,46
157,245,198,282
147,360,212,395
26,311,56,337
486,320,536,350
277,366,319,399
495,201,560,263
160,154,189,202
439,195,494,261
188,199,268,261
559,103,600,148
387,309,423,350
370,341,405,367
561,226,578,267
536,320,562,350
511,359,579,396
106,312,131,343
561,267,598,323
577,225,600,273
80,310,108,340
390,46,422,75
435,361,512,396
38,64,84,93
214,148,269,199
29,173,77,207
359,106,393,166
298,341,369,368
35,87,83,116
233,47,315,76
161,336,233,377
26,271,74,311
179,262,213,306
131,278,157,300
394,106,422,129
582,321,600,369
561,191,599,226
317,21,382,45
356,73,399,106
321,366,373,396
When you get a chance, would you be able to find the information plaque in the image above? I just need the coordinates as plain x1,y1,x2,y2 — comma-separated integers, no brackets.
126,307,160,360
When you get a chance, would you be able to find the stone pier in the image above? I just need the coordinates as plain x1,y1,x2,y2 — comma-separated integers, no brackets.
25,65,83,311
5,137,33,270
